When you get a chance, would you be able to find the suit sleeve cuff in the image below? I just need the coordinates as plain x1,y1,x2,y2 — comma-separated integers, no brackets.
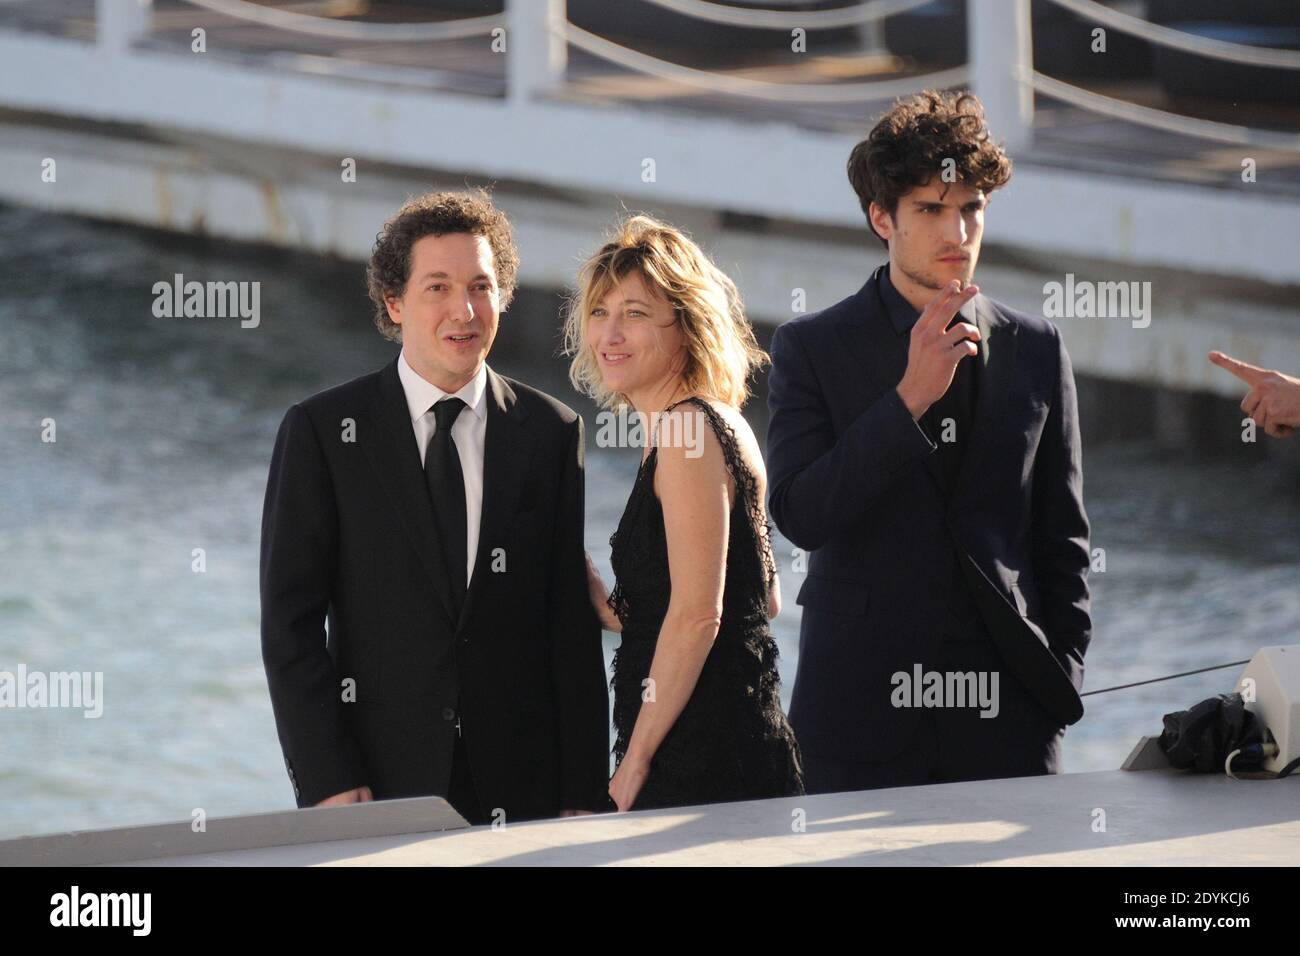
874,388,937,470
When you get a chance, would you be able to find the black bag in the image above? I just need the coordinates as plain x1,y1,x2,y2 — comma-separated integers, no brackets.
1158,693,1272,773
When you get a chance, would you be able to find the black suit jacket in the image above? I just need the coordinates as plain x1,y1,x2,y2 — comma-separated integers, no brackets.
260,356,609,818
766,268,1092,763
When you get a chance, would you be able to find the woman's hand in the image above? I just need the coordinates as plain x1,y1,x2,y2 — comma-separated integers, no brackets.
766,571,782,620
585,551,622,633
608,752,651,812
315,786,373,807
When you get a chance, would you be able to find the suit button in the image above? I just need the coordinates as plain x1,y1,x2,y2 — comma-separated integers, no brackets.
442,707,456,721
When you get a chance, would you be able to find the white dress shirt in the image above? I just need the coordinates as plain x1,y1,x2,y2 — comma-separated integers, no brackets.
397,350,488,588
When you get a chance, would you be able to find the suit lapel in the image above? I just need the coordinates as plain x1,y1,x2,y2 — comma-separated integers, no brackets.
952,293,1018,499
834,277,907,400
457,367,534,633
364,356,459,629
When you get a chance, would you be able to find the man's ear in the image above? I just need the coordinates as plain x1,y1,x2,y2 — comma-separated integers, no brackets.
384,294,403,325
868,201,894,242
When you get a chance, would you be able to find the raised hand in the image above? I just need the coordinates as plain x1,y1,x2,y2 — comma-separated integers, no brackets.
895,280,981,421
1209,350,1300,438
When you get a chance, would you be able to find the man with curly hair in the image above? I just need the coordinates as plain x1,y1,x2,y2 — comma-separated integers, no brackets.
767,91,1092,791
260,190,609,823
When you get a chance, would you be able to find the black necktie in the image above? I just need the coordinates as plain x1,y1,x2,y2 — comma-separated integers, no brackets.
425,397,467,616
924,316,979,492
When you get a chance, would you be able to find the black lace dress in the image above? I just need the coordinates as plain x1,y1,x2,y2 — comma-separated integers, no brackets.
606,397,805,810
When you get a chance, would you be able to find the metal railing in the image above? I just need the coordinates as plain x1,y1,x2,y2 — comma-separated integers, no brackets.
177,0,502,41
1030,0,1300,152
561,20,967,103
89,0,1300,152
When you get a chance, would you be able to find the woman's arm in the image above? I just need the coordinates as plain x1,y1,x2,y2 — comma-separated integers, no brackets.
609,426,731,809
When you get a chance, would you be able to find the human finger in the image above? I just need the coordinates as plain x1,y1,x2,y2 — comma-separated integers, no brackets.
1210,350,1267,386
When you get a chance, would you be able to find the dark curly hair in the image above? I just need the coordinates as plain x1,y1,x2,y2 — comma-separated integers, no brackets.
847,90,1012,247
366,189,520,342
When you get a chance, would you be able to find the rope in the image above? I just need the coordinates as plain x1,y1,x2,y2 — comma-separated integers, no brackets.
639,0,936,30
563,22,967,103
178,0,502,42
1082,659,1250,697
1044,0,1300,71
1028,68,1300,153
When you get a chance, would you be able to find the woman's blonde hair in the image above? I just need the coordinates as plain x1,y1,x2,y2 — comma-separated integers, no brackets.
563,214,768,410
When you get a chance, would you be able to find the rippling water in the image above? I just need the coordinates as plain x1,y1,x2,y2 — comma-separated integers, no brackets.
2,204,1297,840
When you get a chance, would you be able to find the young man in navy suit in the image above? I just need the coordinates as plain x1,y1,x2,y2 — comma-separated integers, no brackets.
767,91,1092,792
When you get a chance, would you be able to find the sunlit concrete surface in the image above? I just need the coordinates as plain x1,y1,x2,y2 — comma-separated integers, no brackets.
113,770,1300,866
5,769,1293,867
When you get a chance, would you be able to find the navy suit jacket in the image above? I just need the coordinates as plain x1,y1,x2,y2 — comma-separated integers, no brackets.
766,267,1092,763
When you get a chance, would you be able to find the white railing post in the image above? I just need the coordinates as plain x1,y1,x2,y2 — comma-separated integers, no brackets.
97,0,152,57
968,0,1033,154
508,0,567,103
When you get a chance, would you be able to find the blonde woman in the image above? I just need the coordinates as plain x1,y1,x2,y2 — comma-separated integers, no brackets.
568,215,804,812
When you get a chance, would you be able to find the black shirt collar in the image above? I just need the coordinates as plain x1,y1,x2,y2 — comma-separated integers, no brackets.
876,263,922,337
